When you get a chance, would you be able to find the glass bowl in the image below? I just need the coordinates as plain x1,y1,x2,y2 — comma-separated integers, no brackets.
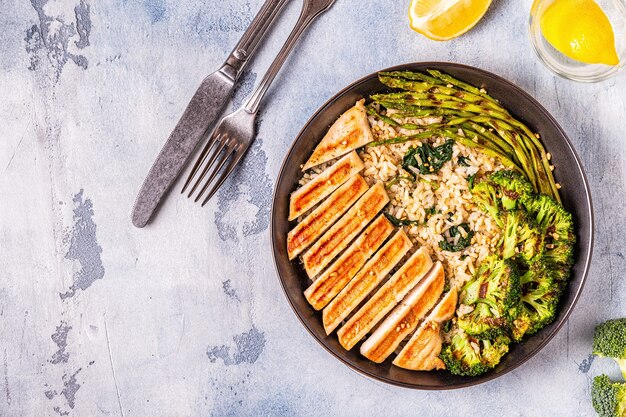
529,0,626,82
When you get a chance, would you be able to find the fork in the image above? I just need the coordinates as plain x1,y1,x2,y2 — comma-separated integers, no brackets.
181,0,336,206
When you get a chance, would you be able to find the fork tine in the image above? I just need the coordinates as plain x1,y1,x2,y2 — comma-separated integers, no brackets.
200,147,245,207
181,132,220,194
186,136,229,198
194,141,236,203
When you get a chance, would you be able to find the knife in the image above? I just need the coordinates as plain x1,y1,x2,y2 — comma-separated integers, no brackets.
132,0,290,228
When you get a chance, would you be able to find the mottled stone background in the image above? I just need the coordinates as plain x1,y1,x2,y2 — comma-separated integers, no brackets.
0,0,625,416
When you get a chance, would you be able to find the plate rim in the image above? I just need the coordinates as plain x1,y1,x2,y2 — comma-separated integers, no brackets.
270,61,595,390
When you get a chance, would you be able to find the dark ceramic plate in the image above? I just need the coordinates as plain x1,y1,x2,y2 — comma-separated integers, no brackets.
270,62,594,389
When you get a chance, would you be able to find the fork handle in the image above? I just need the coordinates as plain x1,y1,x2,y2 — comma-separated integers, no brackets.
223,0,291,79
244,0,336,114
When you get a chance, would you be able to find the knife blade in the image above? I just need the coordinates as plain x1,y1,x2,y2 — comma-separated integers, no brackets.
132,0,289,228
132,68,234,228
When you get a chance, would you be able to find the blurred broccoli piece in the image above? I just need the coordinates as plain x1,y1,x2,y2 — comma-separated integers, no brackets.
591,374,626,417
458,256,521,339
440,327,510,376
593,318,626,379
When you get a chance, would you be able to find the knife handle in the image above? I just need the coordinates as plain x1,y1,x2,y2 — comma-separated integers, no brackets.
244,0,336,114
224,0,291,79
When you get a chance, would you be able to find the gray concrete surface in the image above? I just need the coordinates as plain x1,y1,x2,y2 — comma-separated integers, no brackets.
1,0,625,416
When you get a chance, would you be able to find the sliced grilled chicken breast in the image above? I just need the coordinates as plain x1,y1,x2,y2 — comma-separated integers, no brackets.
393,288,458,371
359,262,445,363
337,248,433,351
397,322,446,371
287,175,368,260
302,100,374,171
289,151,364,221
302,182,389,278
322,230,412,334
304,214,394,310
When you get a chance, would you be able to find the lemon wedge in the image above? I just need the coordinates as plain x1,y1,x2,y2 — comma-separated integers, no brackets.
409,0,492,41
540,0,619,65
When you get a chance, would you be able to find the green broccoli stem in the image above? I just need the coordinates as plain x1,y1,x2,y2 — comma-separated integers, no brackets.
456,127,514,159
440,129,522,173
374,101,476,119
462,121,538,192
618,358,626,379
379,70,445,85
372,101,459,117
367,130,445,146
440,118,516,154
365,105,402,127
370,94,525,134
426,69,502,107
451,115,558,201
378,74,505,112
366,105,432,131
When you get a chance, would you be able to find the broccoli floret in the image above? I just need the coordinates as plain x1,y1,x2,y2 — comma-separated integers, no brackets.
480,336,511,367
525,194,575,242
592,375,626,417
520,265,559,334
500,210,544,262
458,256,521,339
511,311,532,342
490,170,534,210
470,171,575,275
440,331,488,377
549,262,574,288
470,171,533,221
593,318,626,379
466,172,575,343
524,194,575,286
458,303,507,340
440,328,510,376
509,261,559,341
543,241,574,273
471,180,502,225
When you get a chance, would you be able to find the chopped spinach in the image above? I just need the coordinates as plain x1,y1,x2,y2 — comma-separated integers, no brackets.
468,173,476,190
402,139,454,178
458,155,470,166
439,223,475,252
384,212,421,227
425,206,438,216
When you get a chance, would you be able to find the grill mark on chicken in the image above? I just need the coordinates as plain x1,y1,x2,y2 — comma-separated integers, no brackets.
304,215,394,310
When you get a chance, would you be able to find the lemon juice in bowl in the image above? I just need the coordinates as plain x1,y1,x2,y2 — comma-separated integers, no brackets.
529,0,626,81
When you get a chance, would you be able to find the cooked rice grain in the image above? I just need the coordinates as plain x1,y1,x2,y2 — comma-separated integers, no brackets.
361,113,504,289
